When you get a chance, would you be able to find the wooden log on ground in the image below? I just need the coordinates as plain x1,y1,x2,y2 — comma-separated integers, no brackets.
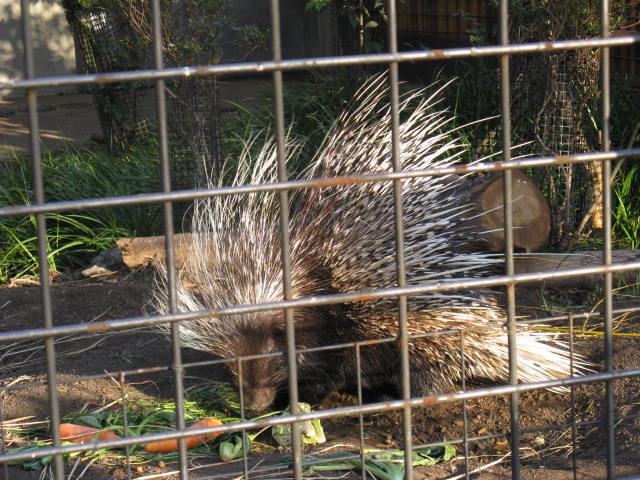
116,234,639,289
513,250,640,288
116,233,193,270
458,170,551,253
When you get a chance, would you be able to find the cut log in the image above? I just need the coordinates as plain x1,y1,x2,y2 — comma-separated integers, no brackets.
459,170,551,253
116,234,193,269
116,234,639,289
513,250,640,288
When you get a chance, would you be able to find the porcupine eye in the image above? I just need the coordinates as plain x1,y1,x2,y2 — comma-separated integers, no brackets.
237,335,286,412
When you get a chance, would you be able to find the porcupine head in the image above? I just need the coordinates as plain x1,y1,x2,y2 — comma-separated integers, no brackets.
153,75,589,412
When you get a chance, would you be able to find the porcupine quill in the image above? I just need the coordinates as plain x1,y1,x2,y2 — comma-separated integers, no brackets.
152,74,590,412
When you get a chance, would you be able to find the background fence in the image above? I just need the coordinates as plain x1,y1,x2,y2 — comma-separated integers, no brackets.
1,0,640,479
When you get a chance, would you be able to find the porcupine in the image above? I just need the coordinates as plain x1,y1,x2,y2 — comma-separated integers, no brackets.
152,75,588,412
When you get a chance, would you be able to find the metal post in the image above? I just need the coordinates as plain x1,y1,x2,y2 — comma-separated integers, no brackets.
498,1,520,478
151,1,189,478
20,1,64,478
600,1,615,478
386,1,414,478
270,1,303,478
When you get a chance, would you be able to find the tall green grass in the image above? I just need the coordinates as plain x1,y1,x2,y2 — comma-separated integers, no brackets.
0,142,161,282
610,80,640,251
613,162,640,250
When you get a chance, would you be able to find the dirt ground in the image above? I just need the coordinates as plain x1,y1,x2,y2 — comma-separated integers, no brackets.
0,267,639,480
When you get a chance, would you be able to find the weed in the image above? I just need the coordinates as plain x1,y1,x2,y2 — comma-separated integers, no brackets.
612,162,640,249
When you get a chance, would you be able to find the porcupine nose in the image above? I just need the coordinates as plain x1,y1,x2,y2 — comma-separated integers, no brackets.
244,387,277,412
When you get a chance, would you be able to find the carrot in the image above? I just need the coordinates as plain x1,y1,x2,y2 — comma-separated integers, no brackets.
143,417,223,453
59,423,121,444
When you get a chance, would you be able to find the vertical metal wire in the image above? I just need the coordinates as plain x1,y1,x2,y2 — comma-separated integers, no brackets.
269,1,303,478
119,372,132,480
386,1,414,477
0,395,8,480
237,360,250,480
150,1,189,478
600,1,615,478
498,1,520,479
459,331,470,479
355,344,367,479
19,1,65,478
568,314,577,480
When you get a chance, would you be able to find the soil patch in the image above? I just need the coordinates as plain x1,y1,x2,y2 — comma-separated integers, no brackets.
1,272,638,479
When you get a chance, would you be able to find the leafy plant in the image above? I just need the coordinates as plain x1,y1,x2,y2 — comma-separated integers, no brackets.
612,162,640,249
306,0,394,54
0,142,161,282
5,383,290,470
294,445,456,479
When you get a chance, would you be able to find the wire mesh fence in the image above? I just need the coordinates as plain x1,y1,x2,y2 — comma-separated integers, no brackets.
1,1,640,480
62,0,223,191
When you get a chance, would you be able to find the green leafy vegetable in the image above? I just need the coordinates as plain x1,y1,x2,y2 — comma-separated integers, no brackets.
219,433,251,461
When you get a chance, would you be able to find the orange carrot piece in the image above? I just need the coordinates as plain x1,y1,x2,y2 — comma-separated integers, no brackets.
59,423,121,444
143,417,223,453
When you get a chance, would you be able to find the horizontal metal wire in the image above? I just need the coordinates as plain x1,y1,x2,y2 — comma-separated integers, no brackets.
4,297,636,397
1,147,639,218
1,366,638,465
0,36,638,91
0,261,638,344
7,296,635,394
514,306,640,328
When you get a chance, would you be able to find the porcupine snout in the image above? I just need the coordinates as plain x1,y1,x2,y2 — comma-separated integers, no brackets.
222,308,345,411
225,323,288,412
236,358,281,412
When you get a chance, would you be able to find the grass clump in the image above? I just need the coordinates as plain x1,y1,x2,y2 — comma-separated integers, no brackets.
0,141,162,283
612,162,640,250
